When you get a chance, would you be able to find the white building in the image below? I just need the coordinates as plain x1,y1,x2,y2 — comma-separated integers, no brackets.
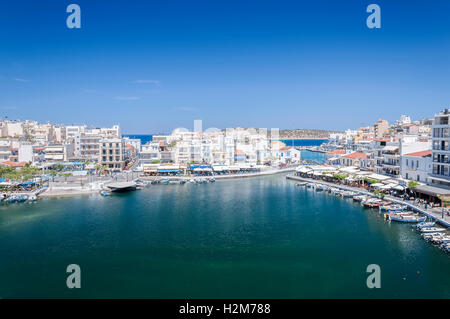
401,150,432,183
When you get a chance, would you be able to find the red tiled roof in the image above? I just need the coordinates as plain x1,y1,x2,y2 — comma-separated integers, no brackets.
280,146,292,151
125,144,135,149
234,149,245,155
270,141,286,147
327,149,346,155
403,150,431,157
11,147,18,151
342,152,368,159
1,161,26,167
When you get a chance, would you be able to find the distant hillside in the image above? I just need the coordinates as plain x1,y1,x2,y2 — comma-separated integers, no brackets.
278,129,341,139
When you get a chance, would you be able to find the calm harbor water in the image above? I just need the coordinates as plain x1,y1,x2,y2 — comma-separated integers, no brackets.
0,174,449,298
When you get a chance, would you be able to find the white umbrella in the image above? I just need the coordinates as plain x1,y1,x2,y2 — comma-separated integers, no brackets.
393,185,405,191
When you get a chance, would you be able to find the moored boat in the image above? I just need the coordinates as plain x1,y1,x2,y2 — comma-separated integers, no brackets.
417,221,436,230
388,213,426,223
353,195,366,202
363,198,381,208
100,190,111,196
341,191,356,198
420,227,447,233
295,182,308,187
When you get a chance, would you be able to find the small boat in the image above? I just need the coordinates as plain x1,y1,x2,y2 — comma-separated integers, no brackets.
306,183,314,188
295,182,307,187
341,191,356,198
315,184,326,191
27,195,37,202
363,199,381,208
209,177,215,183
159,178,170,185
432,235,450,245
420,227,447,233
388,213,426,223
353,195,366,202
380,204,405,212
100,190,111,196
7,195,19,203
417,221,436,229
440,243,450,252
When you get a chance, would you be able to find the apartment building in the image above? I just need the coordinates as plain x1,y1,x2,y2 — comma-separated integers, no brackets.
44,143,74,162
430,109,450,188
374,119,389,138
99,138,125,171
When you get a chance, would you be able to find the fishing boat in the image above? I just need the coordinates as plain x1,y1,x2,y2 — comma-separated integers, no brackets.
306,183,314,188
159,178,170,185
380,204,406,212
295,182,307,187
422,232,442,241
388,213,426,223
363,198,381,208
417,221,436,229
209,177,215,183
100,190,111,196
315,184,326,191
353,195,366,202
27,195,37,202
341,191,356,198
431,235,450,245
420,227,447,233
440,243,450,252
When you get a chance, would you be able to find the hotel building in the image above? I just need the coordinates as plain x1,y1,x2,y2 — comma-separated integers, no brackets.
430,109,450,188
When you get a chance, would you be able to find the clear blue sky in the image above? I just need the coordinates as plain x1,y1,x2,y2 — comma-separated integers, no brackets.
1,0,450,133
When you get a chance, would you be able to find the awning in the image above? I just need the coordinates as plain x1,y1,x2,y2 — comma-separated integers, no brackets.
380,183,397,190
367,173,391,181
371,183,384,188
414,185,450,197
157,169,179,173
297,167,312,173
194,167,212,172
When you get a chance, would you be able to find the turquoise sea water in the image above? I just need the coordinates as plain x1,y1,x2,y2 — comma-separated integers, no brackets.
0,174,449,298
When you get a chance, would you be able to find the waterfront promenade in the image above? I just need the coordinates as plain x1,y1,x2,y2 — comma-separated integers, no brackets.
286,175,450,228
